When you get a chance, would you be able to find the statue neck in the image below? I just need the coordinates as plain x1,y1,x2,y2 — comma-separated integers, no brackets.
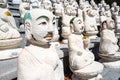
27,39,50,48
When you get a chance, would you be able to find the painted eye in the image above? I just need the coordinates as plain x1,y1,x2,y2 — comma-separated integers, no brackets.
39,22,47,25
53,22,55,25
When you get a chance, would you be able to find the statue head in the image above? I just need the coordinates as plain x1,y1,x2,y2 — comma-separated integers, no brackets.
65,5,77,16
105,5,110,11
24,9,59,46
115,6,119,12
43,0,52,11
70,17,84,34
0,0,7,8
102,19,115,30
112,2,117,7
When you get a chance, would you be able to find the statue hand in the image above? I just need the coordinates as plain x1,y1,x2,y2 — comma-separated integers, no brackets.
0,24,9,32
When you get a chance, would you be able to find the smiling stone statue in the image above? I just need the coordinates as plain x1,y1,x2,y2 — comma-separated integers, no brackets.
68,17,103,80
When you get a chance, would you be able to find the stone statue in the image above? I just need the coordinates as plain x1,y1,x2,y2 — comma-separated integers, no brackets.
68,17,104,80
0,18,22,50
65,4,77,16
92,4,100,26
115,12,120,34
42,0,53,11
0,0,8,8
53,0,64,16
30,0,41,8
84,9,98,39
99,19,120,68
0,8,18,30
104,5,112,19
111,6,119,20
90,0,96,7
18,9,64,80
19,0,32,24
61,11,74,43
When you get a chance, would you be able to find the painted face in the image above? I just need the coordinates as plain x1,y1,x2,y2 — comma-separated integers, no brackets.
71,17,84,34
24,9,56,44
107,20,115,29
0,0,7,8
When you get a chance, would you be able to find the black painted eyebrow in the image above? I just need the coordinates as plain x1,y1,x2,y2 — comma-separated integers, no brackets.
36,16,49,21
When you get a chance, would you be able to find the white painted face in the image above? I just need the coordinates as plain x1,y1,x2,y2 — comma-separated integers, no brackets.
70,17,84,34
24,9,56,44
0,0,7,8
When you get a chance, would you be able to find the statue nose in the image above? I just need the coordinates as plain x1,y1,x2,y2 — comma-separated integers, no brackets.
47,32,53,37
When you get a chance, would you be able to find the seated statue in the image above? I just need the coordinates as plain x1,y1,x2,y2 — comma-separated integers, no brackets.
84,9,99,38
99,19,120,68
65,4,77,16
68,17,103,80
61,12,74,43
19,0,32,24
0,8,18,30
18,9,64,80
104,5,112,19
0,20,22,49
115,12,120,33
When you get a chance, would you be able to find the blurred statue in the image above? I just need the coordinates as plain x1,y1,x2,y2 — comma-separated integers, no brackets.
99,19,120,68
53,0,64,16
42,0,53,11
0,18,22,50
0,0,8,8
104,5,112,19
84,9,98,39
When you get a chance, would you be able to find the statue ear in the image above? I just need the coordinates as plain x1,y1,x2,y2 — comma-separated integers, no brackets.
24,13,32,40
70,23,74,33
24,19,32,39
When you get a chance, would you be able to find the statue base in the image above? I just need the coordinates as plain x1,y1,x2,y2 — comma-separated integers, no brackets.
100,60,120,69
71,74,103,80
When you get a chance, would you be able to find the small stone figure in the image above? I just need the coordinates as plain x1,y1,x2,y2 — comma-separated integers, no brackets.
42,0,53,11
84,9,99,39
104,5,112,20
99,19,120,68
68,17,103,80
0,18,22,49
53,0,64,16
19,0,31,24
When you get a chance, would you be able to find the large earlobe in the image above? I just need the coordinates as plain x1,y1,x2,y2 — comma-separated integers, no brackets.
70,24,74,33
24,19,32,40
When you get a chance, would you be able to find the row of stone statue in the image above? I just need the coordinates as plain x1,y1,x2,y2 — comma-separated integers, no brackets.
0,0,119,80
19,0,120,45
